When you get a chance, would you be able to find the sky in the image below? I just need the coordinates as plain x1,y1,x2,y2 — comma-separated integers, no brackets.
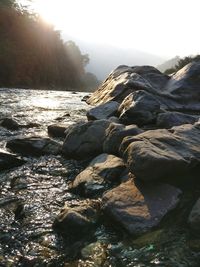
22,0,200,58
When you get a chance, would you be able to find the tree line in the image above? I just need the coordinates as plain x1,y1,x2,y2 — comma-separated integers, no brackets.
0,0,99,90
164,55,200,75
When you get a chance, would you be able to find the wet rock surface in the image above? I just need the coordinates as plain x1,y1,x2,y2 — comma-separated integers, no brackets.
0,149,25,170
0,117,21,130
6,136,61,156
102,179,181,235
70,153,126,197
0,117,41,130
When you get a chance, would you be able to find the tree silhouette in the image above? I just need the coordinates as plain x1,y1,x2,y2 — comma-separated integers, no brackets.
0,1,91,90
165,55,200,74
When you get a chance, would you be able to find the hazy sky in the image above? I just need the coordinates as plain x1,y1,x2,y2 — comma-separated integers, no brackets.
27,0,200,58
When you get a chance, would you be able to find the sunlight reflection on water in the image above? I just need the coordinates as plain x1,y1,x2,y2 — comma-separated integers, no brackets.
28,97,60,109
0,88,90,148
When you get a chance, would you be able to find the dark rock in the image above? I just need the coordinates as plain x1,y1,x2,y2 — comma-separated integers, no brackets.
103,123,143,155
62,120,111,159
0,117,20,130
118,91,161,126
121,123,200,181
107,116,120,123
70,153,126,197
165,61,200,102
102,179,181,236
188,198,200,233
0,149,25,171
157,111,199,128
53,199,100,239
55,112,70,121
82,95,91,102
48,124,68,138
0,117,40,130
87,101,120,121
23,122,41,128
6,136,61,156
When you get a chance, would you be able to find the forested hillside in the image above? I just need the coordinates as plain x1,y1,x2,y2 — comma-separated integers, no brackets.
0,0,98,90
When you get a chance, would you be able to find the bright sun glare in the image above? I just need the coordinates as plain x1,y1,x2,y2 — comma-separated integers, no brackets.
31,0,200,57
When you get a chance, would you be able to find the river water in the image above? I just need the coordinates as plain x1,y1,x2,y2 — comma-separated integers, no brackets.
0,88,199,267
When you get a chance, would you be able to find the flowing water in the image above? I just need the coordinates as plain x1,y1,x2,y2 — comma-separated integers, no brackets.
0,88,200,267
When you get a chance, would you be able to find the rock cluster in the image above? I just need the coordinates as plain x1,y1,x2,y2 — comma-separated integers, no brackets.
56,62,200,239
3,62,200,244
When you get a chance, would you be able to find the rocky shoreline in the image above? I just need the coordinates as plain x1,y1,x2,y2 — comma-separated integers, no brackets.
0,63,200,266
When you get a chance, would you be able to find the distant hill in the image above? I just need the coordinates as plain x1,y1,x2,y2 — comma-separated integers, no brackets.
84,43,166,81
157,56,180,73
63,39,166,81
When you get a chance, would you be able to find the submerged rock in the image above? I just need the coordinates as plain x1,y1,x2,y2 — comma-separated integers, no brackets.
81,241,107,265
188,198,200,233
70,153,126,197
6,136,61,156
102,180,181,236
121,123,200,181
0,149,25,170
103,123,143,155
62,120,111,159
0,117,40,130
0,117,20,130
53,199,100,240
87,101,120,121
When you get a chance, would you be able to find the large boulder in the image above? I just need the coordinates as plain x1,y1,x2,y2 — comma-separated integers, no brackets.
118,91,161,126
102,180,181,236
0,149,25,170
62,120,111,159
156,112,199,128
121,123,200,181
103,122,143,155
87,63,200,125
70,153,126,197
87,65,169,105
87,101,120,121
6,137,61,156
